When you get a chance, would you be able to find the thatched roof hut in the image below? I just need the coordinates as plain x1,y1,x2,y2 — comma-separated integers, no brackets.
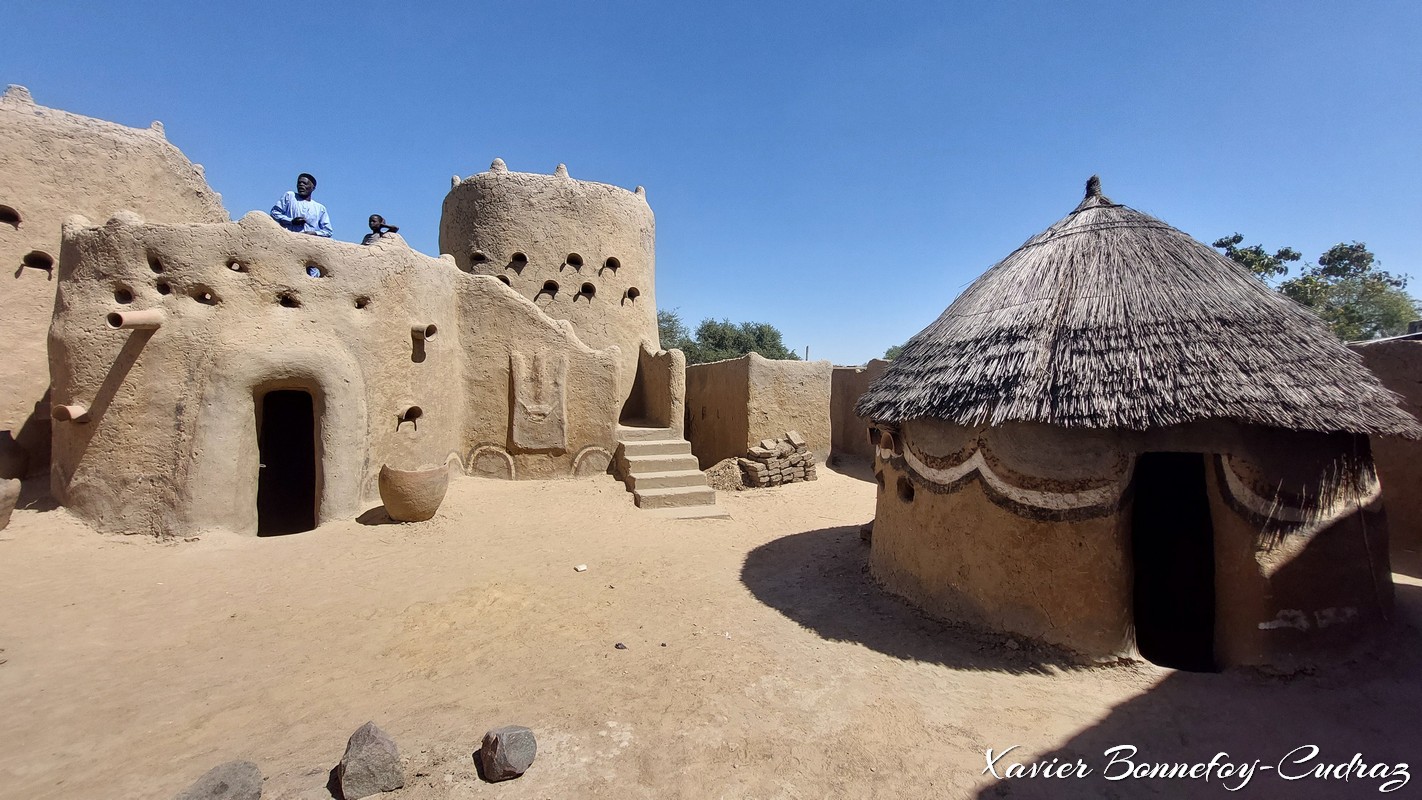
856,176,1422,438
856,178,1416,671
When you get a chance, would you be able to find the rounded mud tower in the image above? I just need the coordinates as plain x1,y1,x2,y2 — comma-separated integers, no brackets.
440,163,657,404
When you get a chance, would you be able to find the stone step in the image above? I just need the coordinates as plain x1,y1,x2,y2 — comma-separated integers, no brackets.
616,425,677,442
643,504,733,521
627,469,708,491
622,439,693,457
633,485,718,509
622,453,700,473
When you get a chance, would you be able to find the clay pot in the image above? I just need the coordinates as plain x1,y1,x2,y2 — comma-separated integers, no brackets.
378,464,449,522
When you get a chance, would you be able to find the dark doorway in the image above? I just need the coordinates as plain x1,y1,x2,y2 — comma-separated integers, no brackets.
1131,452,1216,672
257,389,317,535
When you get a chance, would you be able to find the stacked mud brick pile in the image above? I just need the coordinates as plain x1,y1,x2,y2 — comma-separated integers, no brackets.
738,430,818,487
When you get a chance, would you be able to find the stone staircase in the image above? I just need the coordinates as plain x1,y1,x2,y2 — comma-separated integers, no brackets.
613,425,726,518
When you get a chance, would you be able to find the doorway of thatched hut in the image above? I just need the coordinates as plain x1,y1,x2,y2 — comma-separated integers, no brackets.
256,388,318,536
1131,452,1217,672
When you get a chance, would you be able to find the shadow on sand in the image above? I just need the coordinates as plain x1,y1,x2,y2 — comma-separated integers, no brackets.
972,582,1422,800
740,525,1086,676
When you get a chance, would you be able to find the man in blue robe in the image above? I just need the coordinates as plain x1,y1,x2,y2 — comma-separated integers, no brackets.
270,173,333,238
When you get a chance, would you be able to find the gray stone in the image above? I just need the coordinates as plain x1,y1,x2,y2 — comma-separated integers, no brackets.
172,760,262,800
0,478,20,531
479,725,537,782
337,722,404,800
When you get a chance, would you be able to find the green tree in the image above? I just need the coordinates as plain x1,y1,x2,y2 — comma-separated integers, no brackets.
657,309,801,364
1278,242,1420,341
883,344,904,360
1212,233,1301,280
1214,235,1420,340
658,308,691,350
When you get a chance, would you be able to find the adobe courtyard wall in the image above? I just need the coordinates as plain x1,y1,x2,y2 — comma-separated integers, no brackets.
684,354,831,469
0,85,227,477
830,359,888,460
1350,338,1422,563
51,212,621,537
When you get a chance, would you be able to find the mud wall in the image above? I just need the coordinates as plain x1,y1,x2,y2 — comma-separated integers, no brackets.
440,163,657,406
868,419,1391,666
0,85,227,477
1351,338,1422,562
51,212,622,536
831,359,888,460
684,356,751,469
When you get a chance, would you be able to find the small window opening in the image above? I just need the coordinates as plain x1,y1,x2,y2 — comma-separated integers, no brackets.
114,287,134,304
398,406,423,429
0,205,20,228
603,257,621,271
147,252,164,273
305,262,326,278
22,251,55,272
279,292,301,308
579,282,596,298
896,476,914,503
510,252,528,267
156,281,172,295
540,280,559,296
624,286,640,303
566,253,583,269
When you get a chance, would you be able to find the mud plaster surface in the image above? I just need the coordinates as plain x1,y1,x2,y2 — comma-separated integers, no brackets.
3,464,1421,799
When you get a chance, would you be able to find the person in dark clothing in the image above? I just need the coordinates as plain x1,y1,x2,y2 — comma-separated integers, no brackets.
361,214,399,245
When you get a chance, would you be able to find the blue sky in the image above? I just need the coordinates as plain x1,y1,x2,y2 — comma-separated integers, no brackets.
6,1,1420,364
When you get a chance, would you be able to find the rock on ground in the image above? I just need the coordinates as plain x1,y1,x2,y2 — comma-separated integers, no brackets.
337,721,404,799
172,760,262,800
479,725,537,782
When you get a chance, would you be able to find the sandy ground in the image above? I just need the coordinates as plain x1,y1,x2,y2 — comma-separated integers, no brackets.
2,461,1421,800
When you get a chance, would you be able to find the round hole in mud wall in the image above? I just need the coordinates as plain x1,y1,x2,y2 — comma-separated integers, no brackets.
471,249,488,263
227,259,247,272
566,253,583,269
541,280,559,295
421,324,438,339
497,275,511,286
147,253,164,273
192,287,219,305
0,205,20,227
604,256,620,270
22,251,54,271
155,281,172,295
400,406,423,423
580,282,596,297
625,287,640,302
510,252,528,266
355,296,371,309
106,312,123,328
305,262,326,278
896,475,915,503
278,292,301,308
113,287,134,304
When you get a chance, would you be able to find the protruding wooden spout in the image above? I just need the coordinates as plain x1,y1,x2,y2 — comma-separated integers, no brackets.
51,404,90,423
106,309,164,330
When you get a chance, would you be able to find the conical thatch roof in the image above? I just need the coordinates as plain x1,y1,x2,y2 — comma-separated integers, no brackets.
856,177,1422,437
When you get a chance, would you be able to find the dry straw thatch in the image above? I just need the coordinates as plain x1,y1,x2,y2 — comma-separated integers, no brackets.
856,177,1422,437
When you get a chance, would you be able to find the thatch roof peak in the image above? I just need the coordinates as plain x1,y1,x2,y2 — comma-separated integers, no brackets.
856,182,1422,438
